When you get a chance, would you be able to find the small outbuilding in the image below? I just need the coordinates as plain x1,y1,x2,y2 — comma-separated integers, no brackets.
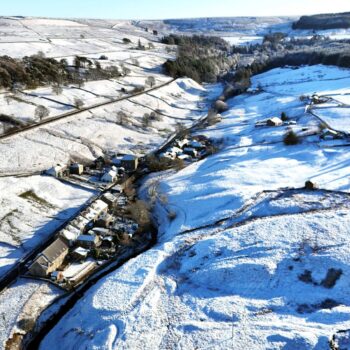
45,164,67,178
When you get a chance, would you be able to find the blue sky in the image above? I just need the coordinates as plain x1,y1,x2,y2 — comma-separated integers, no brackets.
2,0,350,19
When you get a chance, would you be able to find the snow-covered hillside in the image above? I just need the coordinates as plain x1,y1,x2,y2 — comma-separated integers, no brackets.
40,65,350,349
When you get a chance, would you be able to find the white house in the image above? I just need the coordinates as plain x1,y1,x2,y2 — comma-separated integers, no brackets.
101,170,117,183
266,117,283,126
45,164,67,178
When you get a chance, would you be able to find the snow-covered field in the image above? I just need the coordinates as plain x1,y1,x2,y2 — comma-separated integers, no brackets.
0,175,95,277
40,65,350,349
0,78,206,175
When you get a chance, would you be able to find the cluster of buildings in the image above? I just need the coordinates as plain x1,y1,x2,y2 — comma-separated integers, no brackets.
45,153,139,187
159,135,212,162
28,187,139,289
255,115,343,141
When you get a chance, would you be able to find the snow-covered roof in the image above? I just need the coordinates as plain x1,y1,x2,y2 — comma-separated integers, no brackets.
81,208,99,221
73,247,89,257
71,216,90,230
101,170,117,181
77,234,98,243
60,229,79,242
122,154,138,161
91,199,108,214
267,117,282,124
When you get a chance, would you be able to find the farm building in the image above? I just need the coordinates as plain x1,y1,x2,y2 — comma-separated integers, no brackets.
70,163,84,175
63,260,97,286
77,234,101,249
45,164,68,178
266,117,283,126
28,238,69,277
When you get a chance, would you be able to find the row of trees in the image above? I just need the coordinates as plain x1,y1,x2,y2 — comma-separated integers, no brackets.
0,52,125,91
162,35,234,83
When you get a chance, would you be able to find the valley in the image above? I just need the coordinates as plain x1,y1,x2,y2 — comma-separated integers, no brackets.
1,12,350,350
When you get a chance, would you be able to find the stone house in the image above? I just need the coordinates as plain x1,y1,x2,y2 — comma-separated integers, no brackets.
28,238,69,277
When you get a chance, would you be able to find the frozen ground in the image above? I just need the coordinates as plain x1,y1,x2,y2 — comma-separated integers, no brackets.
40,65,350,349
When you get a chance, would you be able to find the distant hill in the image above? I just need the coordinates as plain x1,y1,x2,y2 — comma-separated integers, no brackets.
293,12,350,30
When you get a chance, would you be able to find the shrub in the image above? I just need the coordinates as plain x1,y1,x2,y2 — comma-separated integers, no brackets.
281,112,288,121
283,130,300,145
214,100,228,113
167,210,177,221
123,38,132,44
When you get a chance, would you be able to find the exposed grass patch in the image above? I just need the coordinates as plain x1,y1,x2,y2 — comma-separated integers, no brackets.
19,190,55,209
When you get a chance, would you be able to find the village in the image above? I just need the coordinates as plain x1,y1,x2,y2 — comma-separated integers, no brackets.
25,133,215,290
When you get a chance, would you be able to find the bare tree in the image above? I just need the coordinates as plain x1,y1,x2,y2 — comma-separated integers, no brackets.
74,98,84,109
35,105,50,121
5,95,11,105
146,76,156,88
117,111,131,126
142,113,151,128
121,64,131,76
128,200,151,227
52,84,63,95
